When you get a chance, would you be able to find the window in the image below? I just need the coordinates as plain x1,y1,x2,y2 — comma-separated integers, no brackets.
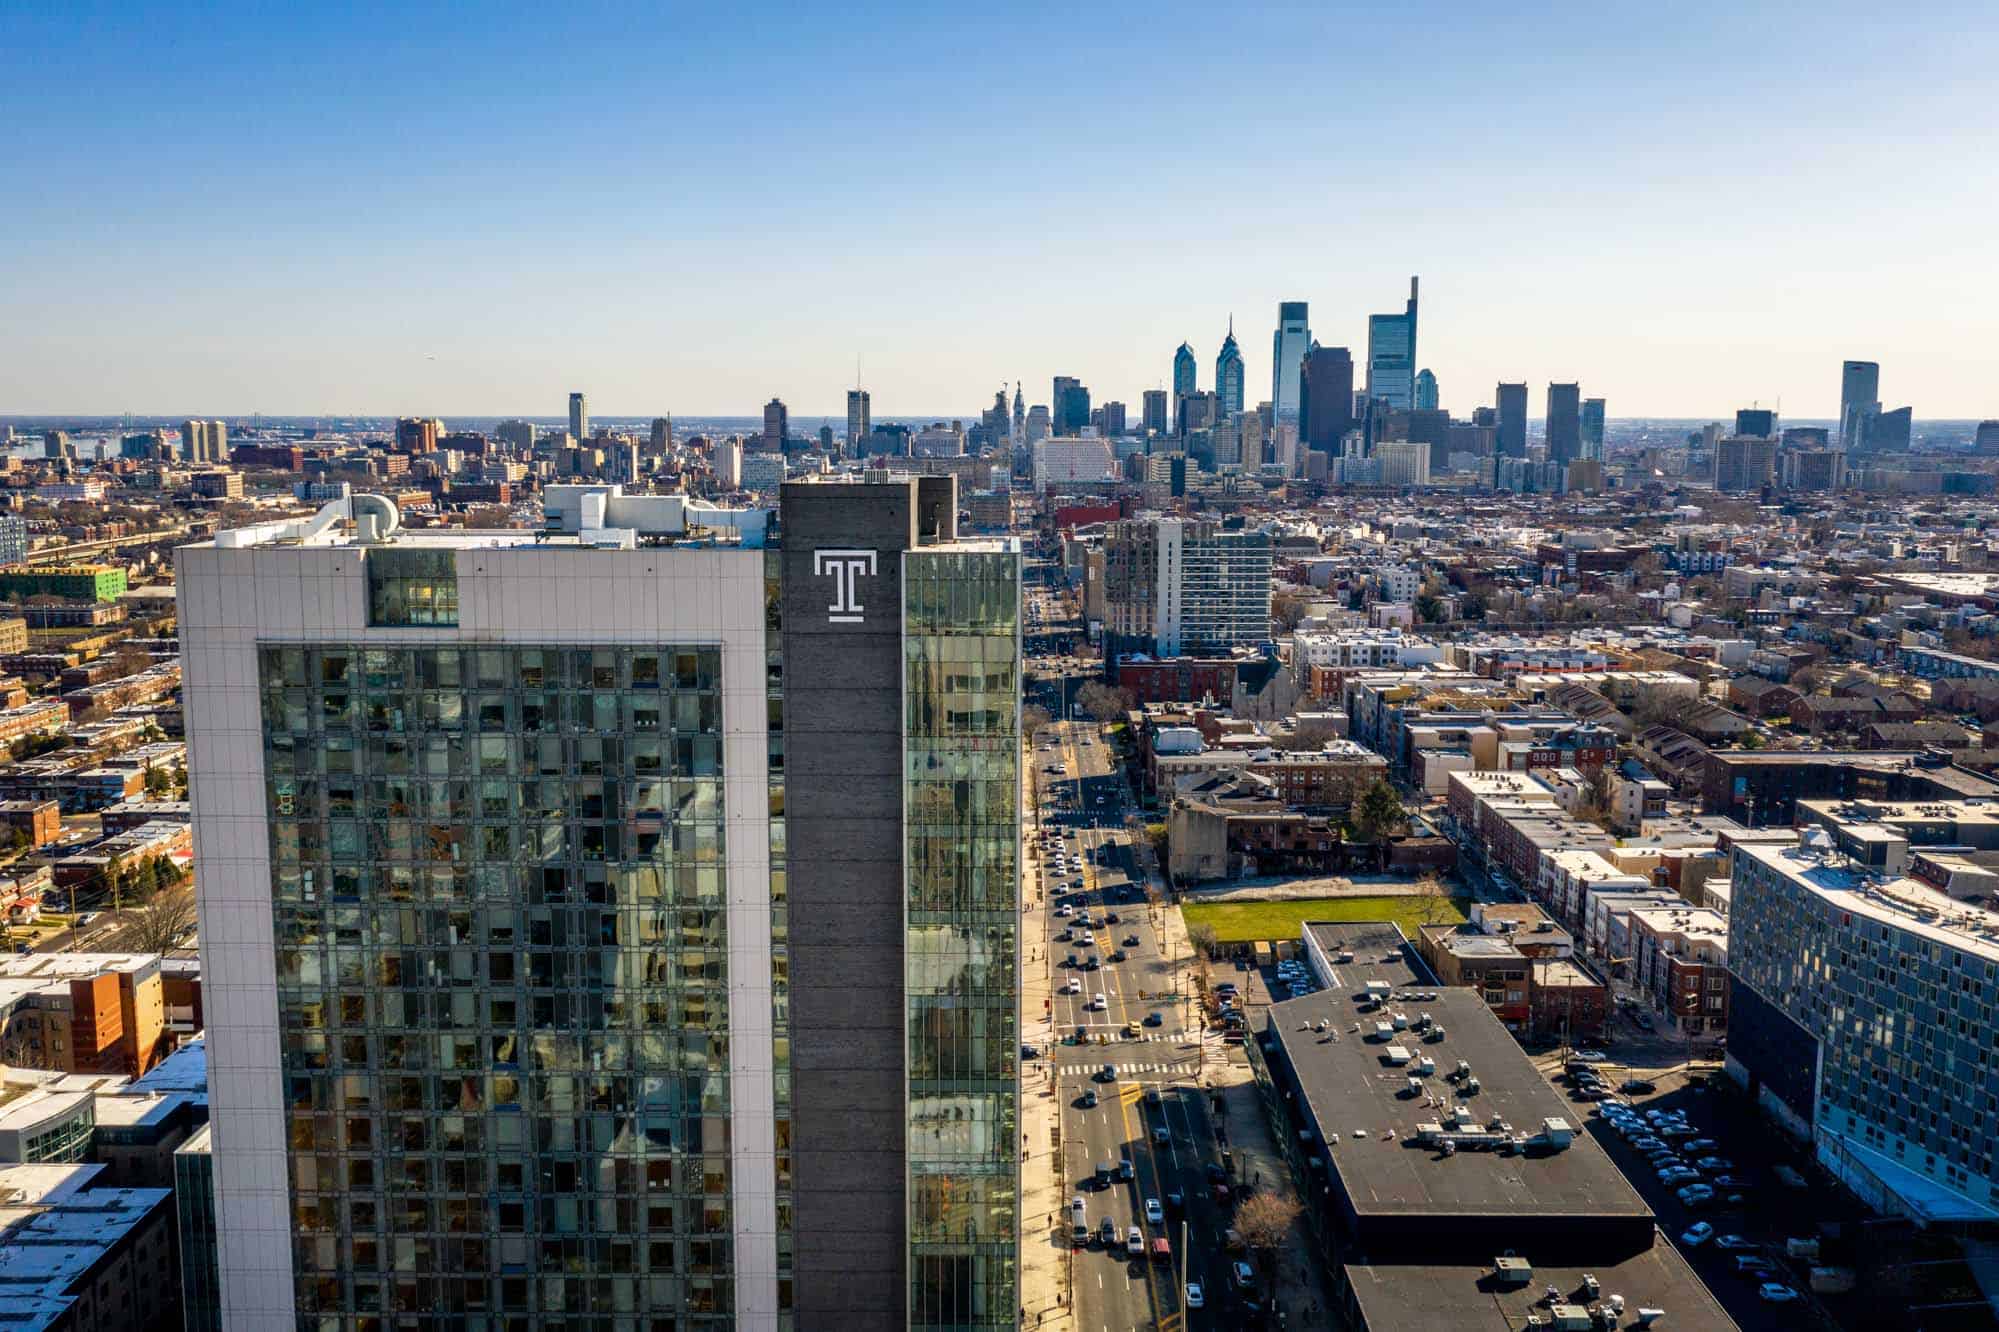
366,549,459,627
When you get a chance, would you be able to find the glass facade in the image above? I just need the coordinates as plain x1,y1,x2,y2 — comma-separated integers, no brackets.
177,1131,222,1332
366,548,460,627
258,643,734,1328
763,550,796,1326
903,550,1020,1329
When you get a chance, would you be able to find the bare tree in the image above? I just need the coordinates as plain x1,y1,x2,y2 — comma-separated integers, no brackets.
1021,704,1052,737
125,885,198,956
1233,1192,1303,1278
1411,872,1459,927
1187,921,1218,959
1075,682,1135,723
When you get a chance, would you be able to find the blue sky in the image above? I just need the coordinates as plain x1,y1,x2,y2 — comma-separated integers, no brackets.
4,1,1995,419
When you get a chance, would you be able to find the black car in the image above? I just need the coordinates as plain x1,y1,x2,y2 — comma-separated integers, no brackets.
1123,934,1140,947
1020,1044,1041,1060
1621,1078,1657,1094
1205,1163,1228,1186
1110,950,1127,963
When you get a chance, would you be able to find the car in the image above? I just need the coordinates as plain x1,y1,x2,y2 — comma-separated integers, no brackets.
1572,1049,1610,1063
1681,1222,1715,1246
1061,979,1081,995
1758,1283,1802,1304
1184,1282,1205,1309
1712,1175,1754,1190
1152,1124,1170,1146
1118,1158,1134,1182
1232,1260,1256,1290
1632,1136,1667,1150
1021,1044,1041,1060
1054,904,1073,917
1677,1185,1716,1206
1123,934,1140,947
1143,1010,1164,1027
1620,1078,1656,1094
1126,1225,1143,1256
1714,1234,1756,1252
1098,1063,1116,1082
1165,1190,1183,1213
1105,912,1120,924
1733,1254,1777,1276
1144,1197,1163,1224
1079,1088,1098,1108
1083,955,1101,971
1685,1138,1719,1154
1696,1157,1734,1171
1109,950,1127,963
1099,1217,1118,1246
1091,993,1107,1011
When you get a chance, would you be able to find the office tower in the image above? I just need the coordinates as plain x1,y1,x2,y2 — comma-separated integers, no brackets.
1714,435,1779,492
1734,407,1776,439
1024,405,1051,446
1099,401,1127,437
1977,421,1999,455
817,424,834,453
495,419,536,452
1269,302,1310,422
42,430,71,461
1177,391,1219,437
568,391,588,444
1838,360,1879,448
1413,368,1439,412
1864,405,1912,452
181,420,227,464
1581,397,1606,458
1214,321,1244,417
1366,277,1420,411
1140,389,1168,437
1172,342,1197,400
762,398,789,451
651,417,674,453
1298,345,1355,453
179,476,1020,1330
1052,377,1090,435
1779,446,1843,492
1495,383,1528,459
1545,383,1582,467
1729,829,1999,1224
846,389,872,452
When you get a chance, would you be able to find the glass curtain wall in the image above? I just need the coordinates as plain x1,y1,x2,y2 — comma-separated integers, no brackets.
259,643,734,1329
903,551,1020,1330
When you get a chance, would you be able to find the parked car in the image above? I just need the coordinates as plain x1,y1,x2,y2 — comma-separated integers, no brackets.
1681,1222,1715,1247
1572,1049,1610,1063
1620,1078,1656,1094
1714,1234,1756,1252
1697,1157,1735,1172
1713,1175,1754,1190
1231,1261,1256,1290
1758,1284,1802,1304
1184,1282,1205,1309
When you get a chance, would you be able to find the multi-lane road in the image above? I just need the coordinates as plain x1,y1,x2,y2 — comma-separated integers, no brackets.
1024,571,1260,1331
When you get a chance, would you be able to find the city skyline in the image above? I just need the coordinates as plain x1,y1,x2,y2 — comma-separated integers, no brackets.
4,4,1997,418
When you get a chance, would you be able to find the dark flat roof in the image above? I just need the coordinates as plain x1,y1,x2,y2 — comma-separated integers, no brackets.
1344,1247,1739,1332
1266,987,1651,1220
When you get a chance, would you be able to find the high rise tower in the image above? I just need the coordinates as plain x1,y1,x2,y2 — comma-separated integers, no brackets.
1269,302,1310,422
1011,382,1024,441
1839,360,1881,449
1413,369,1439,412
179,478,1022,1331
846,388,872,453
1546,382,1582,466
1581,398,1606,458
1496,382,1528,459
568,391,588,443
1298,345,1355,453
1366,277,1420,411
1214,319,1245,417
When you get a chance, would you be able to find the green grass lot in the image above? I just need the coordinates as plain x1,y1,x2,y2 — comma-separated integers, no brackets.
1181,893,1469,944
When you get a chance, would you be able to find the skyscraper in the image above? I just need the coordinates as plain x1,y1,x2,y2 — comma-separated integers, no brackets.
846,388,872,452
1839,360,1879,448
1495,383,1528,459
1581,398,1606,458
1011,383,1024,443
179,477,1020,1330
1214,320,1245,417
762,398,789,451
1413,369,1438,412
180,420,228,464
1546,382,1581,466
650,416,674,453
1141,389,1168,437
1734,407,1776,439
1366,277,1420,411
1172,342,1196,399
1269,302,1310,423
1052,377,1090,435
1298,345,1355,453
568,391,588,443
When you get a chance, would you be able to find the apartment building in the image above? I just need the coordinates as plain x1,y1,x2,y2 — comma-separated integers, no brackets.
1102,517,1272,658
178,480,1021,1330
1626,905,1730,1037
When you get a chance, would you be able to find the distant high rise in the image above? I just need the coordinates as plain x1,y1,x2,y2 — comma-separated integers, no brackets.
650,416,673,453
1172,342,1197,399
1100,401,1127,437
495,419,535,452
846,389,872,452
1839,360,1879,448
180,420,227,464
1495,383,1528,459
1214,321,1245,417
1366,277,1420,411
1413,369,1439,412
1546,383,1581,466
1025,404,1051,446
394,418,442,452
42,430,70,461
1298,345,1355,453
1865,405,1912,453
1581,398,1606,458
1269,302,1310,422
1012,383,1025,441
1734,407,1777,439
1052,377,1090,435
1141,389,1169,437
568,392,588,444
762,398,788,451
1976,421,1999,455
1715,435,1779,492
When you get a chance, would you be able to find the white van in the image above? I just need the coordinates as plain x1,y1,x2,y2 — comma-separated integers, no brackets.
1070,1196,1089,1243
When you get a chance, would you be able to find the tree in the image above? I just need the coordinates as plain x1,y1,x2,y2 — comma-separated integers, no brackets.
144,765,173,798
1414,594,1444,624
1630,691,1708,734
1410,872,1459,927
1075,682,1135,723
1352,779,1405,843
1271,588,1309,631
1021,704,1052,737
126,884,198,955
1232,1192,1304,1284
1187,921,1218,960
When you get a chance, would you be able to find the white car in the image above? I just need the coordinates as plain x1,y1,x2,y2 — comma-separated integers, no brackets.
1184,1282,1205,1309
1091,993,1107,1011
1144,1197,1163,1224
1061,979,1082,995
